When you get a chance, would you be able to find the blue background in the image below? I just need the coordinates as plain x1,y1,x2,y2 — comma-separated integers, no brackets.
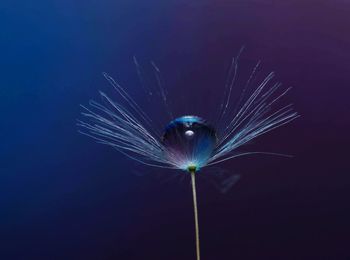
1,0,349,259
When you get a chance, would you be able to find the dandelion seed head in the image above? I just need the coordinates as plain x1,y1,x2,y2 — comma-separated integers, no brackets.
78,57,298,173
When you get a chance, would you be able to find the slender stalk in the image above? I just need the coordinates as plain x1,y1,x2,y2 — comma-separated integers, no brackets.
190,171,200,260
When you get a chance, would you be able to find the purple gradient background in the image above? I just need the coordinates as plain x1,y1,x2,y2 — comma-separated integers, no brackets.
1,0,349,259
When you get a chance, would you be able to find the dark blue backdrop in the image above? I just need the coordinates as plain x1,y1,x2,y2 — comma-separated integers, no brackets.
1,0,349,259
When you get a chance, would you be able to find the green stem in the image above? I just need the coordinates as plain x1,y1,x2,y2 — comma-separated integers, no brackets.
190,171,200,260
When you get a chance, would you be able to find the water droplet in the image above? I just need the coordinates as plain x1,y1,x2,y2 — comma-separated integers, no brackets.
162,116,217,171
